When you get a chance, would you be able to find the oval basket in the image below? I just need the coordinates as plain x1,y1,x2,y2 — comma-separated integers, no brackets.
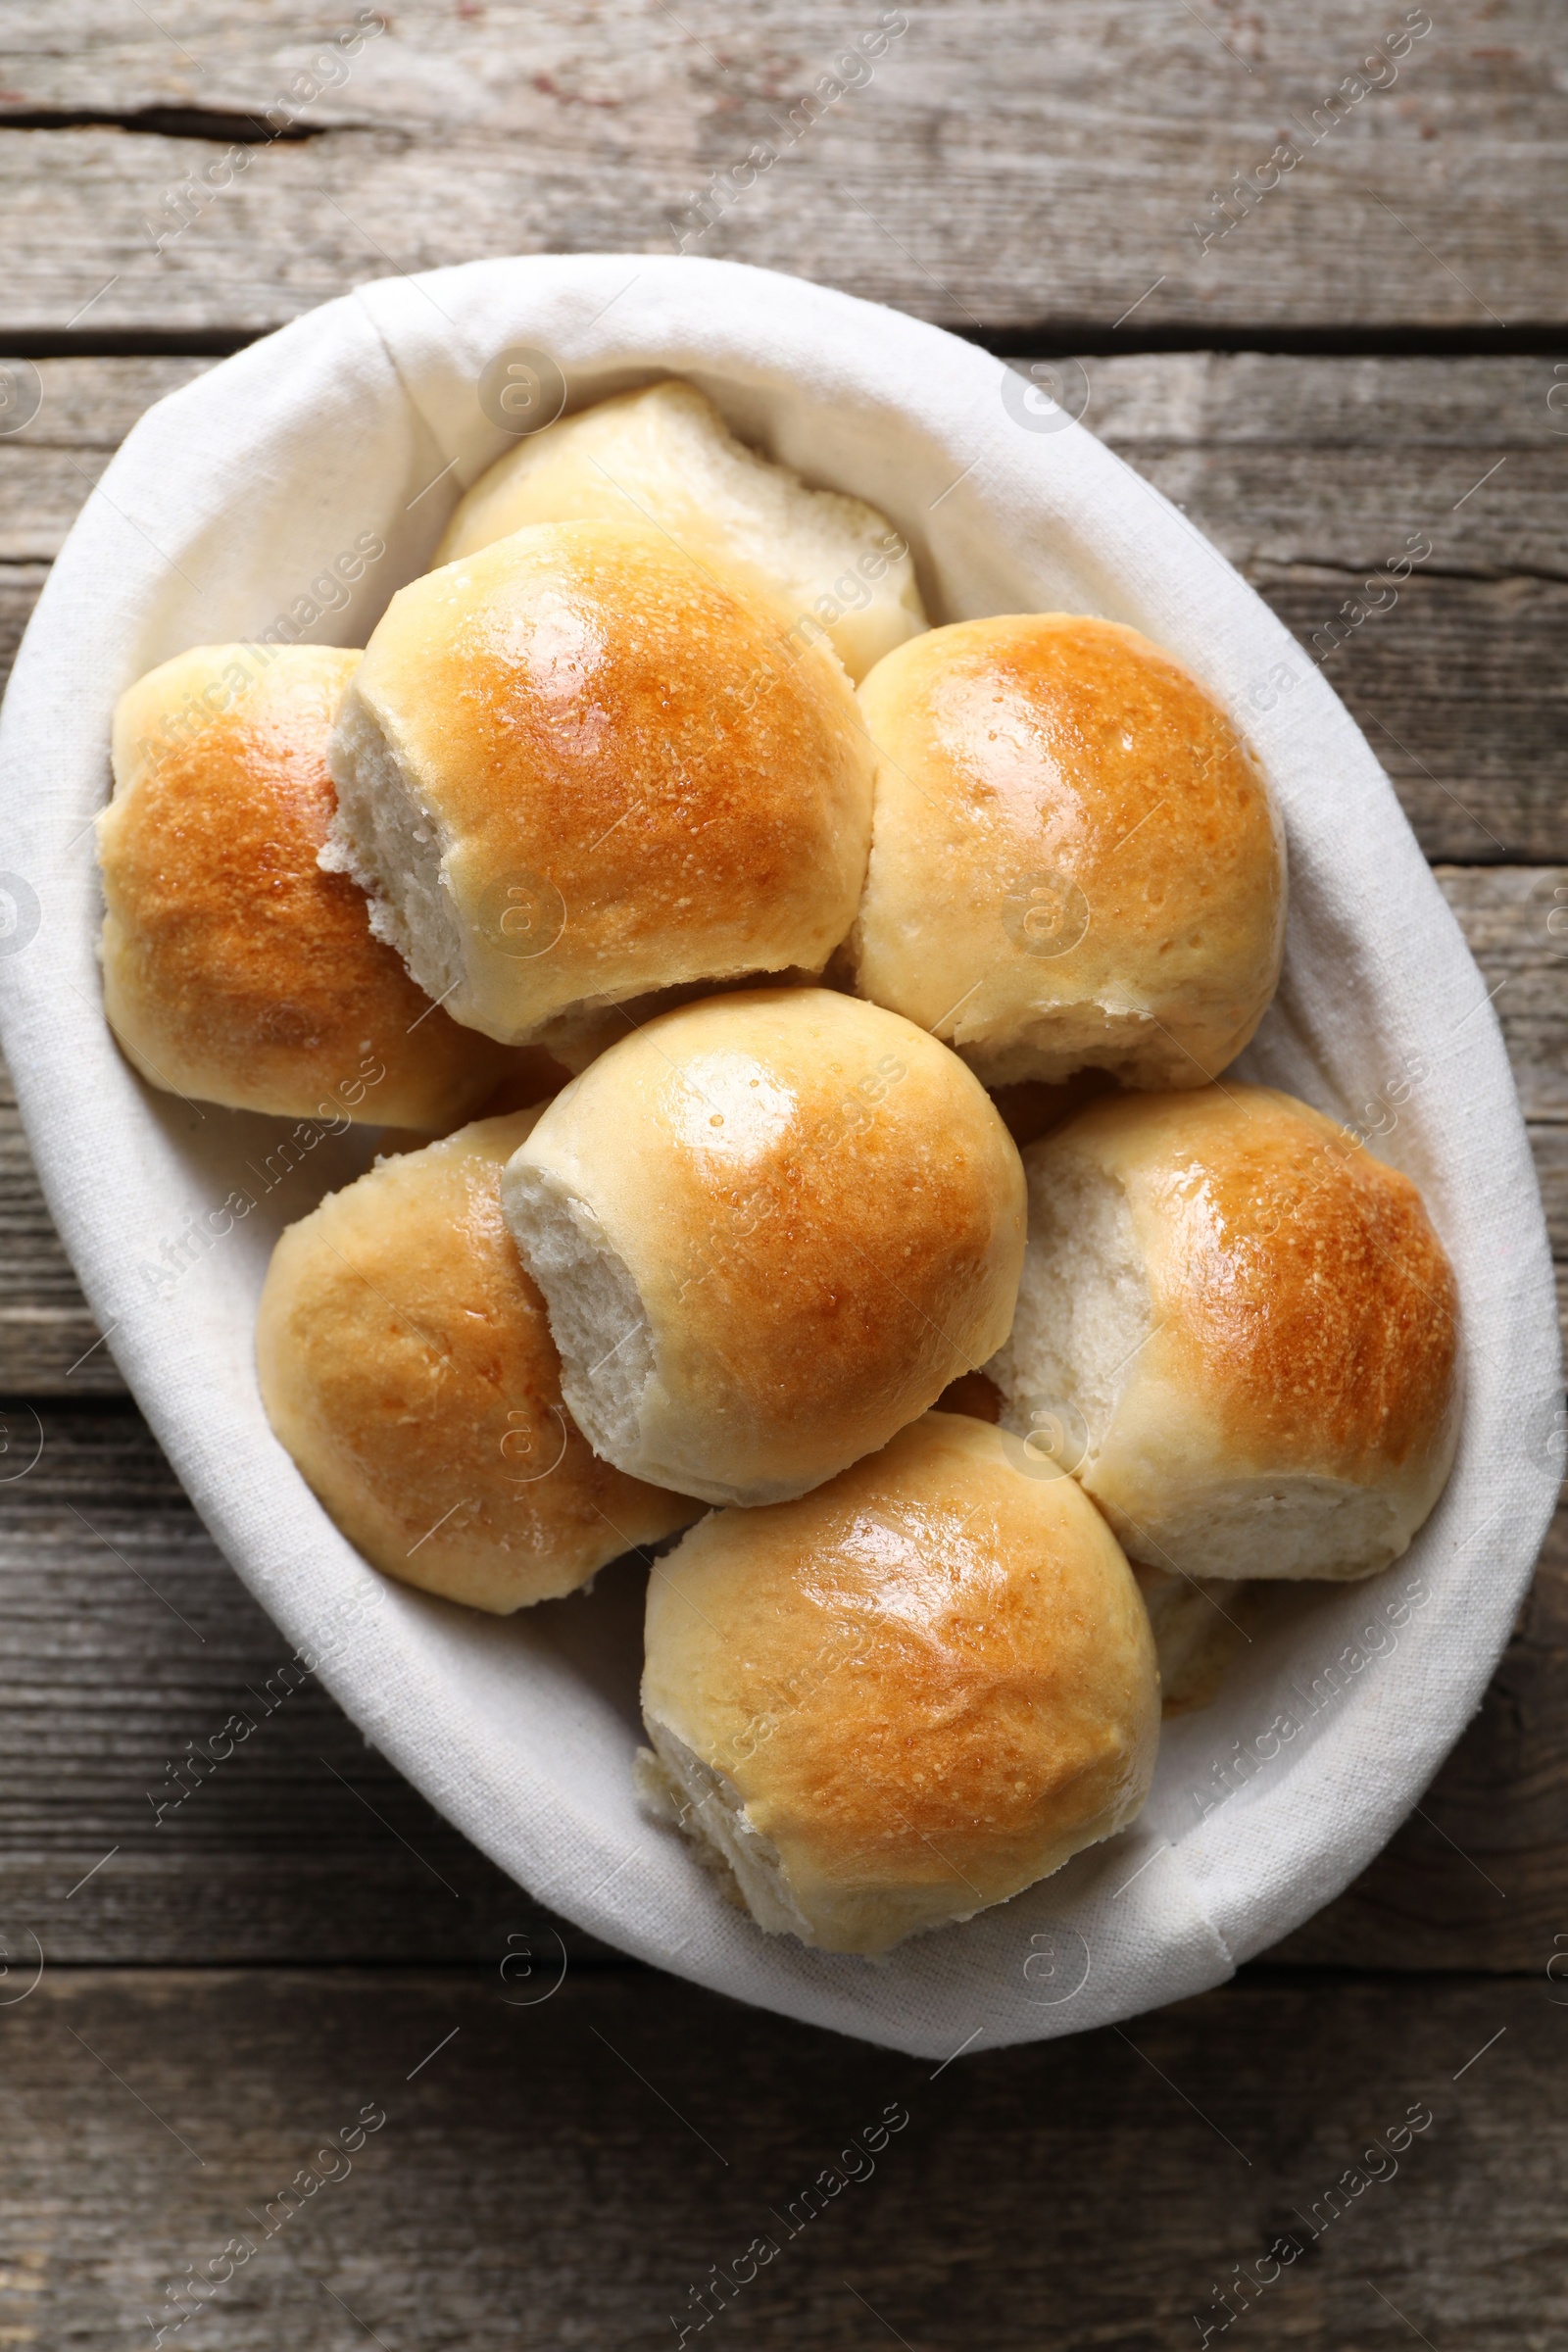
0,256,1559,2056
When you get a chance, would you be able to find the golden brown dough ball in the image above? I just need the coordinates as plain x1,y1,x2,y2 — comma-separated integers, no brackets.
99,644,514,1127
257,1109,700,1612
852,614,1286,1089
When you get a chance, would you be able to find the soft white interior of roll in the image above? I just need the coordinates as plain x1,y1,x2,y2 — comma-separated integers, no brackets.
996,1154,1408,1582
635,1724,815,1941
636,387,900,621
989,1152,1152,1460
322,687,465,1004
502,1158,656,1471
1115,1479,1403,1584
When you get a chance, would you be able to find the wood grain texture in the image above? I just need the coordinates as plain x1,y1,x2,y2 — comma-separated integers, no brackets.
8,352,1563,569
0,1966,1558,2349
0,1,1563,335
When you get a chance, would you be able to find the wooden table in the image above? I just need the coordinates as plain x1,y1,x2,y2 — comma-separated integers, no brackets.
1,6,1564,2345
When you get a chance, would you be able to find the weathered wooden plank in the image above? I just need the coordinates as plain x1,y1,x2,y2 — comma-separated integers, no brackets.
0,1404,1560,1969
1087,350,1568,577
0,1967,1557,2349
7,353,1563,572
0,1,1564,334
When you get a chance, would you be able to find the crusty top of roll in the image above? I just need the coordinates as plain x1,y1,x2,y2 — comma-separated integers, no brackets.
433,377,927,683
640,1412,1159,1954
851,614,1286,1089
329,521,875,1046
503,989,1027,1507
255,1109,698,1614
98,644,513,1127
1069,1086,1457,1484
991,1084,1460,1576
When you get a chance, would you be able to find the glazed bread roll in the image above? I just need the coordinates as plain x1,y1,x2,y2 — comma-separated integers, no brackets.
434,378,927,683
637,1412,1160,1955
256,1108,699,1612
99,646,514,1126
503,989,1027,1507
852,615,1287,1088
989,1085,1460,1582
325,521,875,1049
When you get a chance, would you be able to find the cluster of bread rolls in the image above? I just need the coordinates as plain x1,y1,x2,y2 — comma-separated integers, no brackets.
98,379,1460,1958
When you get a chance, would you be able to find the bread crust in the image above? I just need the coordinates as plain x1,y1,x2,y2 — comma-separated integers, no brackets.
505,988,1028,1505
640,1411,1160,1953
99,644,513,1126
332,521,877,1044
992,1085,1461,1580
852,614,1286,1088
255,1109,699,1612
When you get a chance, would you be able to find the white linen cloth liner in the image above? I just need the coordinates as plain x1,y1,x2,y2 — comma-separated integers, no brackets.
0,255,1559,2059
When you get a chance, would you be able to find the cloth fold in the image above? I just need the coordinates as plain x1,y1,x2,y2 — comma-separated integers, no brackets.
0,255,1557,2056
